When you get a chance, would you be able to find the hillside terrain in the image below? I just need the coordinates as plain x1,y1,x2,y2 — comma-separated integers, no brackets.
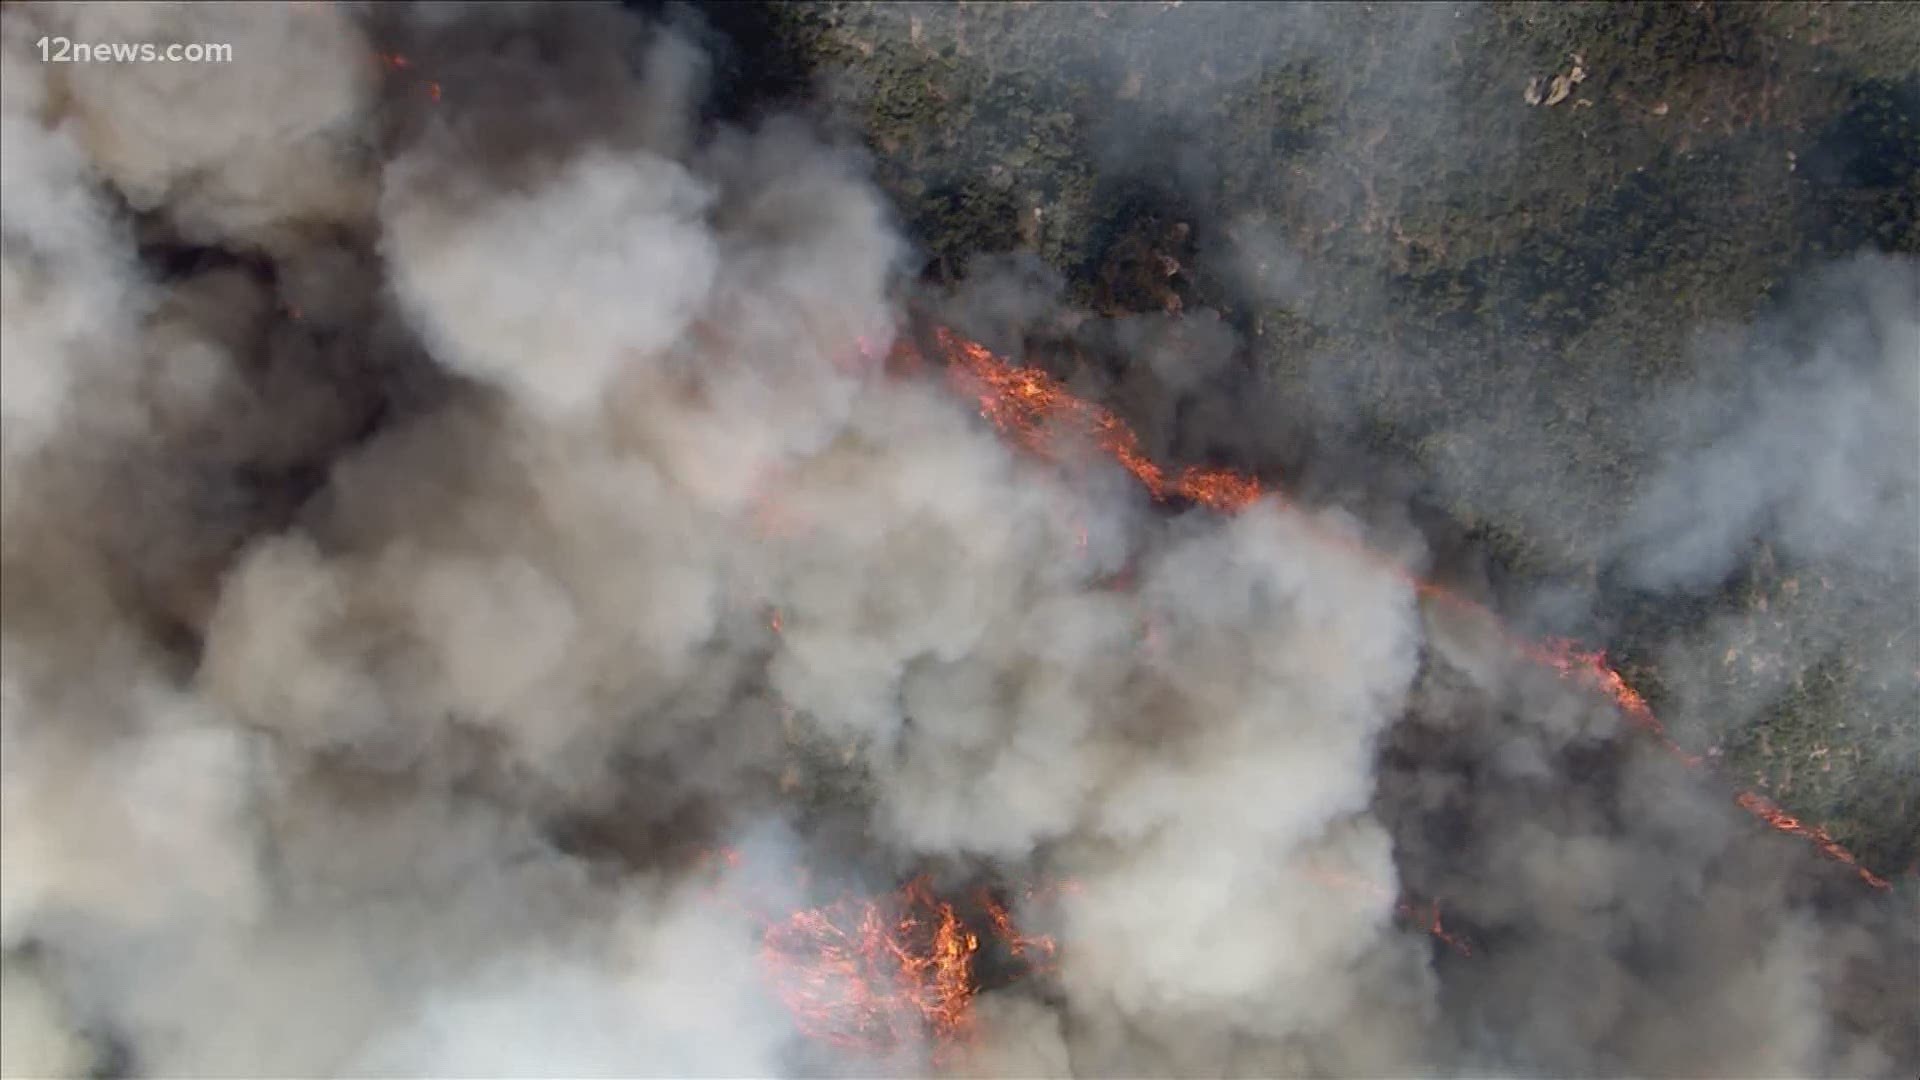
708,1,1920,876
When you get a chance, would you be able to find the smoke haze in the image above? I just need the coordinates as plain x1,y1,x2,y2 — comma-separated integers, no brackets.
1,3,1914,1078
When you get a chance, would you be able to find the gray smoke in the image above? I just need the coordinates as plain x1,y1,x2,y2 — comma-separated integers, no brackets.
1612,259,1920,741
1,4,1913,1079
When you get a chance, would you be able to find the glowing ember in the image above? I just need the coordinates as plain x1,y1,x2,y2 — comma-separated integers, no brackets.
700,863,1062,1064
373,50,442,103
759,876,980,1059
936,328,1263,512
979,890,1062,969
1735,791,1891,891
1529,638,1704,767
1409,898,1474,958
920,326,1894,892
1306,864,1474,957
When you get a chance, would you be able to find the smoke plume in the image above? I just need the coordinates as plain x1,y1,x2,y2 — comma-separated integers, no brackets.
1,4,1913,1078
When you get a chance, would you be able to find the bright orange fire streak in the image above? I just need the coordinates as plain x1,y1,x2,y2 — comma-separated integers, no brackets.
927,326,1892,892
700,853,1063,1063
759,876,983,1060
940,328,1262,513
755,323,1891,1064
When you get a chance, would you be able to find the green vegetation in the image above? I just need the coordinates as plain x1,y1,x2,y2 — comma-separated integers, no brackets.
741,1,1919,876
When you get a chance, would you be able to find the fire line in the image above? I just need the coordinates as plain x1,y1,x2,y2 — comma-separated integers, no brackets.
740,322,1894,1066
922,325,1893,893
263,32,1897,1074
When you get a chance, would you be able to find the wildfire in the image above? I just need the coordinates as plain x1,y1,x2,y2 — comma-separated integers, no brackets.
759,876,982,1059
700,856,1062,1064
746,857,1467,1066
917,325,1895,893
978,888,1064,968
330,25,1889,1072
374,50,442,104
1528,638,1706,767
1735,791,1891,890
937,328,1263,512
707,323,1895,1067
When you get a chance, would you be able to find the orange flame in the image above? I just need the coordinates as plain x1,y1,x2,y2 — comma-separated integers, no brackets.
735,857,1458,1064
759,876,980,1059
721,325,1895,1064
937,328,1263,512
700,861,1062,1064
919,326,1894,892
373,50,441,103
1735,791,1891,890
979,892,1061,969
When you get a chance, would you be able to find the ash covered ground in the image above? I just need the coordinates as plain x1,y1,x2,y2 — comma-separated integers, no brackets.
1,3,1916,1078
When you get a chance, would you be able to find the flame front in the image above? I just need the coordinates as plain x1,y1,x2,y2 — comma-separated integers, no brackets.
919,325,1894,893
1735,791,1891,890
759,877,975,1057
938,328,1263,512
751,876,1059,1063
731,325,1892,1066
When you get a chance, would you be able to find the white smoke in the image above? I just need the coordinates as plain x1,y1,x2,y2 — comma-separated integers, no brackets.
0,4,1911,1079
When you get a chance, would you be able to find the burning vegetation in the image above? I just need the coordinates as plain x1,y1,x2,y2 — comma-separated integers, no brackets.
3,4,1911,1077
689,846,1067,1062
717,322,1896,1064
937,327,1263,513
296,0,1903,919
756,877,1063,1062
918,325,1896,893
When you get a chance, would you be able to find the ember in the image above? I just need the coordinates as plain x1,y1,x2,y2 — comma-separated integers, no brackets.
373,49,441,103
759,876,981,1059
703,857,1063,1064
936,327,1263,512
1736,791,1891,890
